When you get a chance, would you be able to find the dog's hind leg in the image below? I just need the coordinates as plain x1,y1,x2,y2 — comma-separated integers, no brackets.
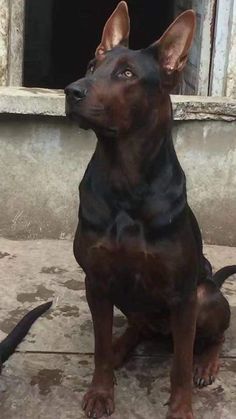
194,282,230,388
112,326,141,369
112,313,147,369
193,335,224,388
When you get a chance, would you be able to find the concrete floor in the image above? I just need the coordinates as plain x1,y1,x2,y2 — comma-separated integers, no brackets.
0,238,235,419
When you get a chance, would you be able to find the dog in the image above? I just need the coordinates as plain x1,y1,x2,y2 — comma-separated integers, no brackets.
65,2,236,418
0,301,52,372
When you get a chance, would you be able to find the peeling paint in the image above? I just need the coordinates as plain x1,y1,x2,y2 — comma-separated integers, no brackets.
210,0,236,97
41,266,68,275
30,369,63,395
0,0,9,85
0,307,29,334
226,0,236,97
63,279,84,291
51,305,80,319
0,251,10,259
17,285,54,303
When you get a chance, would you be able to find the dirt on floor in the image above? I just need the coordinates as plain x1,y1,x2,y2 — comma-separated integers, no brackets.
0,238,235,419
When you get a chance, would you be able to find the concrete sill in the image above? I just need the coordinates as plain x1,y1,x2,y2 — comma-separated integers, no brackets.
0,87,235,121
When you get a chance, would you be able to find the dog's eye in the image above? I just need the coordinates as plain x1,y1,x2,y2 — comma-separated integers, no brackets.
124,70,133,78
89,65,95,73
118,69,135,79
87,62,95,74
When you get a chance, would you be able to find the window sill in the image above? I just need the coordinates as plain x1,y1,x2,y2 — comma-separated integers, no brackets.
0,87,235,121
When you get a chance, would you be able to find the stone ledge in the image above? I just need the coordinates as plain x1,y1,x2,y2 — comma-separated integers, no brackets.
0,87,235,121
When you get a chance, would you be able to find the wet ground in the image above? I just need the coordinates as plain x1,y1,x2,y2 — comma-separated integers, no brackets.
0,238,235,419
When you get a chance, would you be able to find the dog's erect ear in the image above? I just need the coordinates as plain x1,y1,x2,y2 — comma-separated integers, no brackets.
96,1,130,57
147,10,196,90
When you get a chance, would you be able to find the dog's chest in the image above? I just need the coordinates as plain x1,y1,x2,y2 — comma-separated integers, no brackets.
77,163,191,311
86,212,182,311
89,242,179,312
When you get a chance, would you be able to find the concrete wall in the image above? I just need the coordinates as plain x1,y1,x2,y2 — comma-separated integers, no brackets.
175,121,236,246
0,114,235,245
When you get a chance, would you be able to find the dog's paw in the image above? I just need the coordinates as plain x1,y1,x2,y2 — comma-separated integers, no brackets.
166,399,194,419
82,387,115,418
193,355,220,388
167,408,194,419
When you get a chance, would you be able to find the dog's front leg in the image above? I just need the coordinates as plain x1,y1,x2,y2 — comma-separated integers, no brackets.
82,276,114,418
167,292,197,419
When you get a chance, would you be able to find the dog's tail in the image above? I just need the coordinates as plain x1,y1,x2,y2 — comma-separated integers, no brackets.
0,301,52,365
212,265,236,289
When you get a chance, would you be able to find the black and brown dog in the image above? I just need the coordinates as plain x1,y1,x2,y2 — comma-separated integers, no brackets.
65,3,236,418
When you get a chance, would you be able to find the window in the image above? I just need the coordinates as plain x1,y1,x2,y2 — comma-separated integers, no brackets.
1,0,235,97
23,0,174,89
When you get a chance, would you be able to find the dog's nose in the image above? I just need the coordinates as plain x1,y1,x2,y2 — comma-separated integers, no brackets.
65,84,87,101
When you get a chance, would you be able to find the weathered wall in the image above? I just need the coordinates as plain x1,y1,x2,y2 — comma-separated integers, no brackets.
0,0,9,85
175,121,236,245
0,0,25,86
0,115,235,245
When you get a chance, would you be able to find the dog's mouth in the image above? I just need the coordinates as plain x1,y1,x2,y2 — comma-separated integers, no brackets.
65,102,118,137
65,101,93,130
66,111,91,130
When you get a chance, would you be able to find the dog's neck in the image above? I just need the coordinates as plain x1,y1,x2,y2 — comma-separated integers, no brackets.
94,120,184,191
84,119,188,230
94,94,174,190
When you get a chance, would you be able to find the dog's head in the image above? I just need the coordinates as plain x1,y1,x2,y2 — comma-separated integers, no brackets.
65,1,195,136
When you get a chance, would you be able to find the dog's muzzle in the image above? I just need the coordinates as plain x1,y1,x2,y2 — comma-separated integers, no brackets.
65,82,88,104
